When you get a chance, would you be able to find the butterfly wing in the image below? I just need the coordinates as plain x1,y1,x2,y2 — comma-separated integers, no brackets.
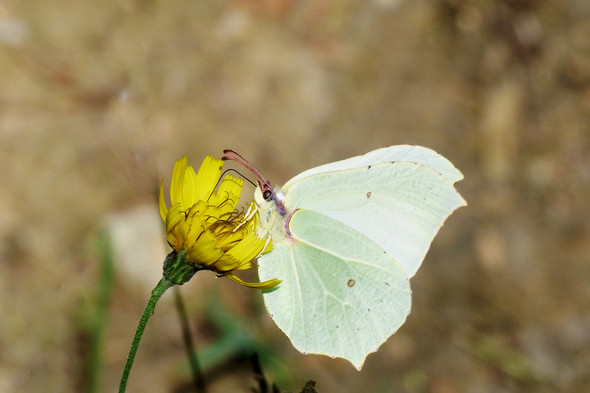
258,208,411,370
285,145,464,187
283,159,466,278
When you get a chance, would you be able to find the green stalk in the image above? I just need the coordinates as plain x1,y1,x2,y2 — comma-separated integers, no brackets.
118,250,199,393
118,278,172,393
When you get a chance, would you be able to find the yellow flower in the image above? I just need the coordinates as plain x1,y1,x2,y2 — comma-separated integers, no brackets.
159,155,280,289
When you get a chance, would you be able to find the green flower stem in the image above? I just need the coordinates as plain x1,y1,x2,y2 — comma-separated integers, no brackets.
119,251,200,393
118,278,172,393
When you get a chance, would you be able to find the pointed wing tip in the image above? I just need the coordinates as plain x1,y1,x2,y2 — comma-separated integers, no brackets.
460,196,468,207
352,359,365,371
301,350,368,371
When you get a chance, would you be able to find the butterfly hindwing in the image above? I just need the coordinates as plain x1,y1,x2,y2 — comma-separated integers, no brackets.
258,208,411,369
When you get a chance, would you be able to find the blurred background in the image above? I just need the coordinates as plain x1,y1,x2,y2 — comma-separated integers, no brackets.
1,0,589,392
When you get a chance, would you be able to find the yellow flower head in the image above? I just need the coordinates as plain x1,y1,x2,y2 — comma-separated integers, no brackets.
159,155,280,289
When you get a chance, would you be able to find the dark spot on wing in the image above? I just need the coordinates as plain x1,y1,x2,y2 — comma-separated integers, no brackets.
347,279,355,287
367,165,372,169
366,191,372,198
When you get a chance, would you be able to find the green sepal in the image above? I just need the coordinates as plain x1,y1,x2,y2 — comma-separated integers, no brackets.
163,250,201,286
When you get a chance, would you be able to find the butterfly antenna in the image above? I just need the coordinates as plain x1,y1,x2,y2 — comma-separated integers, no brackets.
222,149,271,187
220,168,257,188
205,169,256,203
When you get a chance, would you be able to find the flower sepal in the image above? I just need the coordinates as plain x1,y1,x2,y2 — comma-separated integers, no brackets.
163,250,201,286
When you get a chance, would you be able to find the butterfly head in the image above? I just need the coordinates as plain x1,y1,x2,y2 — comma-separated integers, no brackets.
258,180,274,202
254,183,287,216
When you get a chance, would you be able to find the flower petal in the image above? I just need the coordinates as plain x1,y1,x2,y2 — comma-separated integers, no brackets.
195,156,223,202
170,156,188,206
212,255,244,272
225,273,282,289
184,203,207,248
165,204,188,249
219,232,266,269
189,230,224,266
158,179,168,222
181,163,199,207
210,175,244,212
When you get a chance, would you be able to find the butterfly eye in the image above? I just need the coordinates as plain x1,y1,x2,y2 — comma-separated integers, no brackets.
262,189,273,200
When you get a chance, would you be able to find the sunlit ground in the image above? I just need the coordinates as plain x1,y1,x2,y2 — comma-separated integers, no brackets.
1,0,589,392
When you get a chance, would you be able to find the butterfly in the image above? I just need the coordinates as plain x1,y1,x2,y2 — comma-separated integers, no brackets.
223,145,466,369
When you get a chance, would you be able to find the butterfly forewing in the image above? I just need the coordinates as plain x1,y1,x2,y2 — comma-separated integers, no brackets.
282,162,466,278
284,145,464,187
